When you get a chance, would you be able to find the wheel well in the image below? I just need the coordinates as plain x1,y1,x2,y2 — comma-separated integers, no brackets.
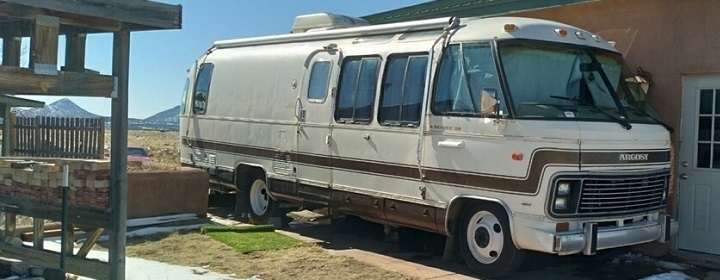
446,197,511,238
234,164,266,187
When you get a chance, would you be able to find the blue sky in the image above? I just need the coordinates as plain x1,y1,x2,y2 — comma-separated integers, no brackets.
16,0,426,119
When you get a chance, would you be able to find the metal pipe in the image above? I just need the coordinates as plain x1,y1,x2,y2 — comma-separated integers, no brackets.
60,164,69,271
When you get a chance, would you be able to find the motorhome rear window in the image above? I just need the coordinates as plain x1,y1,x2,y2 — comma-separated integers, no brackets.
308,61,332,102
192,63,214,115
335,57,380,124
379,54,428,126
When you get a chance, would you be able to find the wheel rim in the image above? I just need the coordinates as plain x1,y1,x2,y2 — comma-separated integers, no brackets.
466,210,504,264
249,180,269,216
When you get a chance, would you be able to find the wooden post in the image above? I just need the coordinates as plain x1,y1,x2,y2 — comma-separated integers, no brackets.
1,23,21,67
32,218,44,250
109,30,129,280
0,104,7,156
8,113,16,156
30,15,59,75
65,32,87,72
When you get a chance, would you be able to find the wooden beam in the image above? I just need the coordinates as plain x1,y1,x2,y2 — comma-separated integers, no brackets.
0,0,181,30
0,242,110,280
30,15,59,75
0,66,116,97
0,195,112,229
0,104,8,156
0,3,121,34
64,32,86,72
76,228,104,258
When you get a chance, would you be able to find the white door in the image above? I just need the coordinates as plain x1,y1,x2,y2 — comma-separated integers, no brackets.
295,50,338,192
677,75,720,255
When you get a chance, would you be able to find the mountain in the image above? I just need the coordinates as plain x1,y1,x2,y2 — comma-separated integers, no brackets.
12,98,100,118
11,98,180,131
144,105,180,124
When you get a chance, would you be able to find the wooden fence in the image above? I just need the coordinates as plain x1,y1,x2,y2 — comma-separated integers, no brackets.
10,116,105,159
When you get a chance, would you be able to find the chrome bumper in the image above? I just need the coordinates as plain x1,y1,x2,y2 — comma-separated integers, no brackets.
553,215,678,255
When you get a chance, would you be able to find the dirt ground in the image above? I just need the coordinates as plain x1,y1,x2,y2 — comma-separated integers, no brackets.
105,230,415,280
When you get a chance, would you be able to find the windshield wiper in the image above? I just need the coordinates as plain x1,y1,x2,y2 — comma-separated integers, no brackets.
623,106,674,133
550,95,632,130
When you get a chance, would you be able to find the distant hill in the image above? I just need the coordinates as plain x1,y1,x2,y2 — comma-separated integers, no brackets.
12,98,100,118
11,98,180,131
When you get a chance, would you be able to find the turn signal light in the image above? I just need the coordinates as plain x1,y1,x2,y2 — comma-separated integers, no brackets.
511,153,523,161
555,28,568,37
556,222,570,232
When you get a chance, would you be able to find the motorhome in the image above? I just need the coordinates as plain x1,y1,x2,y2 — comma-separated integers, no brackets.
180,13,677,278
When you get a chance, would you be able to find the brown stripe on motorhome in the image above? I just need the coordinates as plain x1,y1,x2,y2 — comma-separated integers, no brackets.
181,137,671,194
423,149,580,194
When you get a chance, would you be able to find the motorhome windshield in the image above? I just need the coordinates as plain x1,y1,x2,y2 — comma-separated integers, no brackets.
498,41,664,127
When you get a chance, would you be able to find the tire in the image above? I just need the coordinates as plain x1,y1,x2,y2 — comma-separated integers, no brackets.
240,176,275,225
458,203,525,279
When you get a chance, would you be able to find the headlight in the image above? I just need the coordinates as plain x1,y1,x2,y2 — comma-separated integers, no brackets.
557,182,571,196
554,197,568,210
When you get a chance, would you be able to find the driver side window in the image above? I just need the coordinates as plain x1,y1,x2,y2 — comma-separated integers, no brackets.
432,43,506,117
193,63,214,115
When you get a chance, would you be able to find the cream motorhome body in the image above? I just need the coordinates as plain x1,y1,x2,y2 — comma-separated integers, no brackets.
180,14,678,278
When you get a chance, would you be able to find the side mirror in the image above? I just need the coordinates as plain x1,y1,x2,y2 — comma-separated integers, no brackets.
480,88,499,115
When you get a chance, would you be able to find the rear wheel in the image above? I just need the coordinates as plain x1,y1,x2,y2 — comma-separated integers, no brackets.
458,203,524,279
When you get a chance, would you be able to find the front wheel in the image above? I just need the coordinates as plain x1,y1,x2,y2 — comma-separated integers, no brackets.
242,177,275,224
458,203,525,279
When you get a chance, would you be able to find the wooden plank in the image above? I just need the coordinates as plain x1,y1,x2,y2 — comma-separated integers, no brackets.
64,222,75,255
0,195,111,229
31,15,59,74
0,66,115,97
0,242,110,280
76,228,104,258
0,0,181,30
0,104,7,156
0,3,120,36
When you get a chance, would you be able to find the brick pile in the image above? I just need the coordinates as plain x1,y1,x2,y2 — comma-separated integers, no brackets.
0,158,111,209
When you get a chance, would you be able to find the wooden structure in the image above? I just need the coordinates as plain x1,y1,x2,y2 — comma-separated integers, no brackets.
0,1,181,279
11,116,105,159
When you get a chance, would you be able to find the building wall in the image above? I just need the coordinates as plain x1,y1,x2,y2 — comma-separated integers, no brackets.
513,0,720,216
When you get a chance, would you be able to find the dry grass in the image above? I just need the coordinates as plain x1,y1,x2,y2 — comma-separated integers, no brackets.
104,130,181,167
101,230,415,280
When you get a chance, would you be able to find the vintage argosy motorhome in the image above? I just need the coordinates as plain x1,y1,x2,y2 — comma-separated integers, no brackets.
180,13,678,278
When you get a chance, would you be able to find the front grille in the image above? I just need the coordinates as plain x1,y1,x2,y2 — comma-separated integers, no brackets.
578,173,668,215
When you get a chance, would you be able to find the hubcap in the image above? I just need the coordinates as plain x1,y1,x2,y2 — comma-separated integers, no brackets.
249,180,269,216
466,211,504,264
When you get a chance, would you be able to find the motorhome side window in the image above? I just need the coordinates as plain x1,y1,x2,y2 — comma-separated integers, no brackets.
379,54,428,126
307,61,332,102
432,43,507,117
192,63,214,115
334,57,380,124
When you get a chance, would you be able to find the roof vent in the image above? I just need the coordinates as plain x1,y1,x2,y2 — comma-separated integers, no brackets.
291,13,370,33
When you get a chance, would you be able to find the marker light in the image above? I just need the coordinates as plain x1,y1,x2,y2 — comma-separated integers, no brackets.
504,24,518,32
555,28,568,37
591,34,602,42
575,31,587,40
511,152,523,161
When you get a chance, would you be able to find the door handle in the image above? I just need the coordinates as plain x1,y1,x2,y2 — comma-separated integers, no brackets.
438,140,464,148
680,174,688,180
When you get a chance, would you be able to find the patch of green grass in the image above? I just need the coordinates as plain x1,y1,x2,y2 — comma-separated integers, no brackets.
202,226,305,254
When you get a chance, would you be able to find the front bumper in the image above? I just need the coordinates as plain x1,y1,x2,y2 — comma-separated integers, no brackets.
552,215,678,255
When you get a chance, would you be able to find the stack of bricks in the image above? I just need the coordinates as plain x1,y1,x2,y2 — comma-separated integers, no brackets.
0,158,111,209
